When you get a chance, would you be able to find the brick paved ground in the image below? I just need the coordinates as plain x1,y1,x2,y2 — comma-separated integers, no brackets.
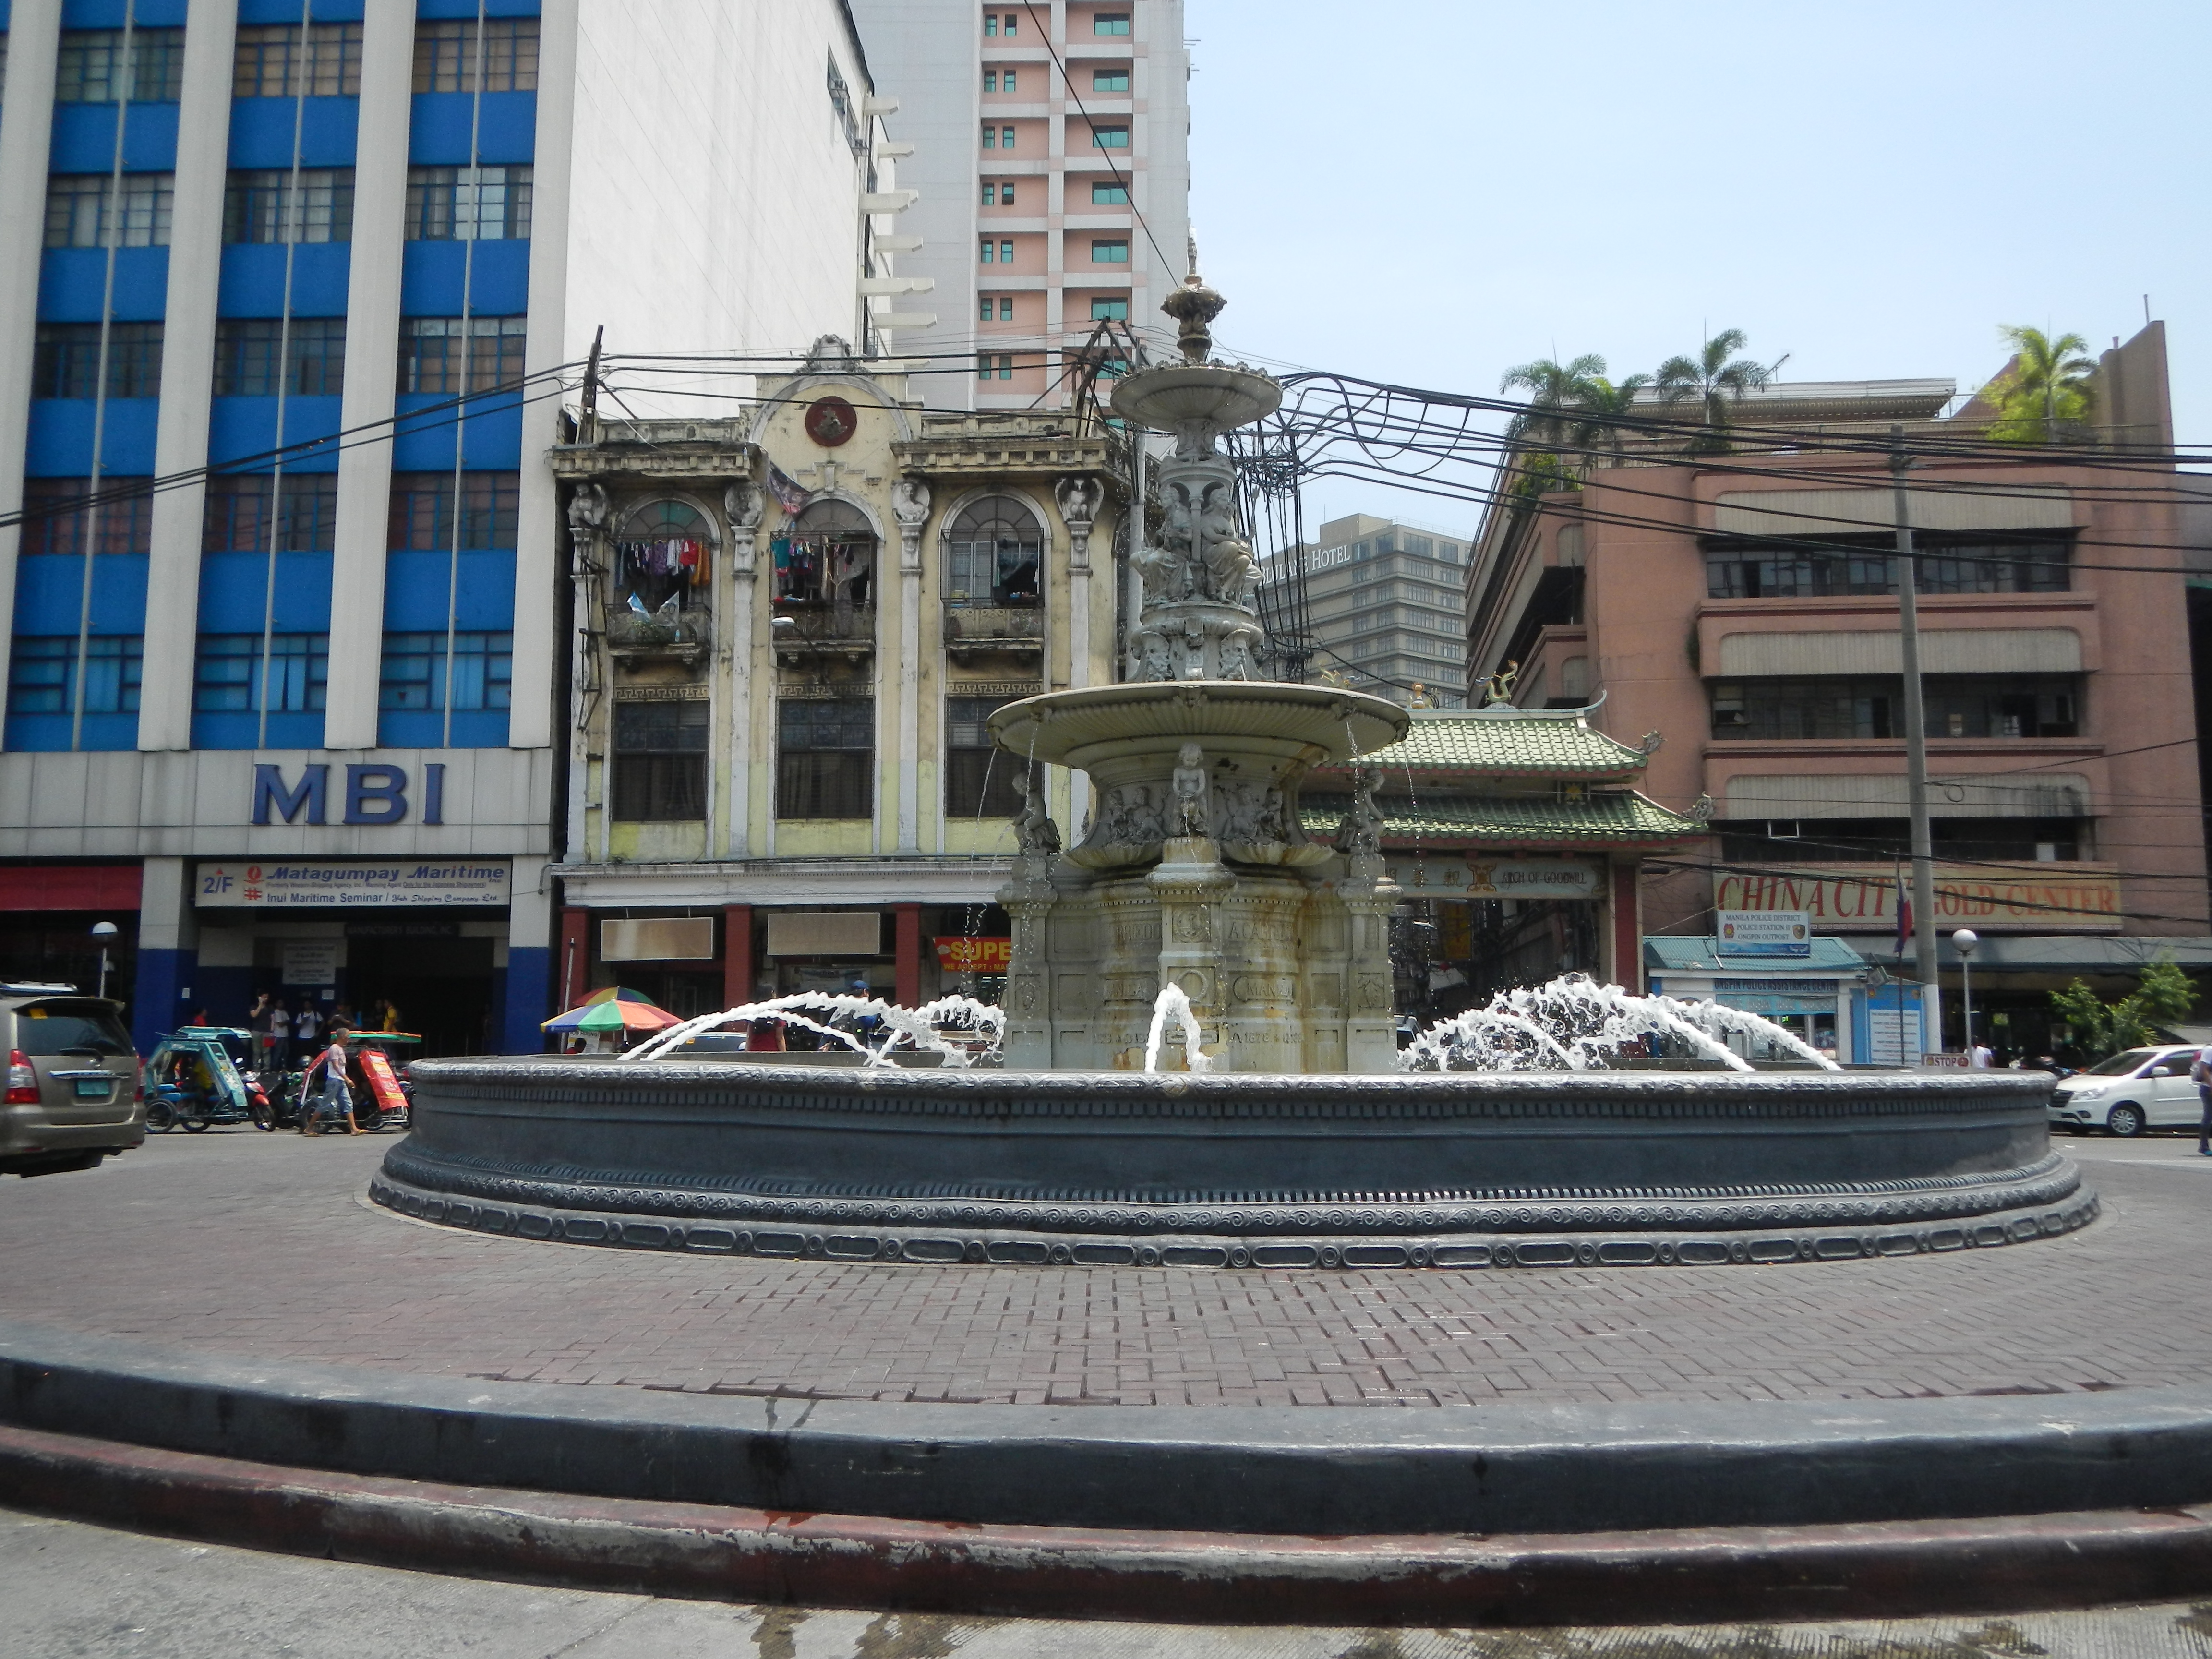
1,1131,2207,1408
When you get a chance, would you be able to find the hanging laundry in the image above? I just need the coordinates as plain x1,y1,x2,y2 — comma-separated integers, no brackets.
767,465,811,518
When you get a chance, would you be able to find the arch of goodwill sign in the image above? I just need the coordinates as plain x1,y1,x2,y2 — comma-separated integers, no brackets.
1385,859,1601,899
1715,862,2122,933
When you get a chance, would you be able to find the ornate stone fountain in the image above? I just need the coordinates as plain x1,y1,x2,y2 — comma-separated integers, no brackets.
986,278,1410,1072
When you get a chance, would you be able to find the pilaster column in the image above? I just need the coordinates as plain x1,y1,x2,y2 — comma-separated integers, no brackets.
998,853,1058,1067
1055,475,1100,832
138,0,238,749
722,478,762,857
1338,849,1403,1074
0,0,64,721
891,476,930,854
563,484,608,864
324,1,416,746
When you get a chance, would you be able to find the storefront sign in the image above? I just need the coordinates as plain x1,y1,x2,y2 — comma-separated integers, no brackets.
1717,910,1812,959
1388,858,1601,898
280,941,339,986
1714,863,2123,932
250,762,445,826
935,936,1011,972
195,860,511,908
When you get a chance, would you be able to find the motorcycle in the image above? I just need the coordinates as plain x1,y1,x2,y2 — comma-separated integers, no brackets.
144,1027,274,1133
288,1031,418,1134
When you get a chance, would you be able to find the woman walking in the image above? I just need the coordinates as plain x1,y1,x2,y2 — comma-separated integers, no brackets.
299,1022,362,1135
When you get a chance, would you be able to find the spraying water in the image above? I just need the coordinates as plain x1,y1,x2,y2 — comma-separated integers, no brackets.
625,993,1006,1068
1142,984,1212,1073
1399,973,1840,1073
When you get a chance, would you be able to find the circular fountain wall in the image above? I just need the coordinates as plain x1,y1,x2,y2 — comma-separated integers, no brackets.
373,1061,2090,1269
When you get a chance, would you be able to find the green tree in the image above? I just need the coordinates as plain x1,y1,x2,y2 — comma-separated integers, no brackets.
1568,373,1654,464
2049,959,2197,1058
1983,325,2097,444
1655,330,1788,453
1499,354,1606,452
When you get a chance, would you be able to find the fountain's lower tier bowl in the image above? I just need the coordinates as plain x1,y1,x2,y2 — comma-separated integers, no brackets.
374,1061,2093,1270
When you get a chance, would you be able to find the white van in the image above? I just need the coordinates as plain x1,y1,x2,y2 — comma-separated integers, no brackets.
2049,1044,2204,1137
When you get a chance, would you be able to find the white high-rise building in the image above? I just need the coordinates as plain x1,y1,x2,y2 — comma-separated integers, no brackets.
850,0,1190,409
0,0,907,1054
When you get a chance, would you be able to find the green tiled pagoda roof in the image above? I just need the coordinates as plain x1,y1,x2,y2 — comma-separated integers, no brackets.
1301,791,1704,848
1313,711,1653,779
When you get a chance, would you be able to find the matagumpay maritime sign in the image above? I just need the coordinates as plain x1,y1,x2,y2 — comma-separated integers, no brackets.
195,860,512,908
1715,863,2124,933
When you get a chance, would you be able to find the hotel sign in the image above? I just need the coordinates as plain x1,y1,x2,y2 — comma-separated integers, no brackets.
1714,862,2123,933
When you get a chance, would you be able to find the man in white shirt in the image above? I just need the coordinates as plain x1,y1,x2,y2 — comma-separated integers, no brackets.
1970,1041,1994,1069
2191,1044,2212,1156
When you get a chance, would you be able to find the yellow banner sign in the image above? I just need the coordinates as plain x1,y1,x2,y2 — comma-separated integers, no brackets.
1712,862,2122,932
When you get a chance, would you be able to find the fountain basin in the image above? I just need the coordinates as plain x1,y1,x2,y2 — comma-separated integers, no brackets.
375,1062,2092,1269
988,681,1404,781
1109,362,1282,433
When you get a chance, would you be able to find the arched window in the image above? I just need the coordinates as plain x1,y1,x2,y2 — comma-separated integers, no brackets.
945,495,1042,608
779,497,876,608
613,498,711,612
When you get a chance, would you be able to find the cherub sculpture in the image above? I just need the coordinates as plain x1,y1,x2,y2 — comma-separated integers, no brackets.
1333,763,1386,856
1010,772,1061,856
1171,742,1211,838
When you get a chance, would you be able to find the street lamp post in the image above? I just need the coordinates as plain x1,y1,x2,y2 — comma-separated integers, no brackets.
1954,928,1980,1062
90,921,118,1001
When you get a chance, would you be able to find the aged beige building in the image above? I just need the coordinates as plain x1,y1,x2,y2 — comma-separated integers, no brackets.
548,340,1127,1016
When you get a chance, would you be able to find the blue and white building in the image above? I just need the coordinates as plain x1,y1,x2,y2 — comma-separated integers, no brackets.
0,0,914,1053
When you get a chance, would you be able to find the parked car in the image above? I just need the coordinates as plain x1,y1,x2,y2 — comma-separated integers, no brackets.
0,982,144,1176
2048,1044,2204,1137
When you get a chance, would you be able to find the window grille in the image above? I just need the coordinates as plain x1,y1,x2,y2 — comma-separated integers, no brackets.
379,632,513,712
19,478,155,555
945,496,1043,606
44,173,174,248
223,169,355,244
613,702,709,821
232,23,363,98
32,324,164,399
213,318,347,397
201,474,340,553
192,634,329,714
777,698,874,818
6,637,142,716
396,317,529,395
387,471,522,549
55,28,184,103
404,166,532,240
412,18,539,93
945,695,1026,817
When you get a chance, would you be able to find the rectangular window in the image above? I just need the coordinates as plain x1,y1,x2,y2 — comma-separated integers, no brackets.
981,124,997,149
946,696,1026,817
982,70,997,92
980,180,996,206
1091,125,1130,148
999,297,1014,321
1091,239,1129,263
201,474,339,553
1091,297,1129,321
44,173,175,248
223,169,356,245
1092,180,1130,205
978,296,994,322
1002,125,1016,148
998,355,1014,380
32,323,163,399
1710,675,2080,741
1704,535,2072,599
1093,70,1130,92
1001,183,1016,204
413,18,539,93
612,701,708,821
979,238,996,264
231,23,363,98
20,477,155,555
777,698,874,819
55,28,184,103
1002,69,1016,92
1000,239,1015,262
1094,13,1132,36
213,318,346,397
984,13,998,35
396,316,529,395
192,634,328,715
1003,12,1018,32
6,637,142,717
404,165,533,240
387,471,523,549
378,632,513,712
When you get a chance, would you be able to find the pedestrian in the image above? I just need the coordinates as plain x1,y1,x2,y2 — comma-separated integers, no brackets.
248,992,277,1072
1970,1039,1994,1069
291,1004,321,1067
300,1022,362,1135
188,1007,210,1030
376,997,403,1033
2192,1041,2212,1156
745,982,786,1053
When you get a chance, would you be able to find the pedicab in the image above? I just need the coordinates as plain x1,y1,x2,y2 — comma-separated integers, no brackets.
291,1029,420,1133
144,1026,274,1133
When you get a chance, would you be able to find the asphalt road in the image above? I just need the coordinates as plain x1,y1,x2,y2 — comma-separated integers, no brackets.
12,1502,2212,1659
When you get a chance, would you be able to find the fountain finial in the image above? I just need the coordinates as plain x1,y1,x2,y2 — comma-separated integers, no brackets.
1161,274,1227,366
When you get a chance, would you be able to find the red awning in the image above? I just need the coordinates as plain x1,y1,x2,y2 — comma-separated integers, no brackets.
0,866,142,913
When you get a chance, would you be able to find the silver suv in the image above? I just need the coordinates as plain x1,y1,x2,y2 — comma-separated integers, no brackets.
1,982,144,1176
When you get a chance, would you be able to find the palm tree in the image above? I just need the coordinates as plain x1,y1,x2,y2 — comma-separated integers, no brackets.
1567,373,1653,465
1499,354,1606,452
1655,330,1788,452
1983,325,2096,444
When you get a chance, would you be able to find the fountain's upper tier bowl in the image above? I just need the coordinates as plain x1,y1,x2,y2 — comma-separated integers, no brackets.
988,682,1407,778
1109,363,1282,434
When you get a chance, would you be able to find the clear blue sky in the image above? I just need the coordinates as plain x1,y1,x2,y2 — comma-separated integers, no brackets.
1184,0,2212,536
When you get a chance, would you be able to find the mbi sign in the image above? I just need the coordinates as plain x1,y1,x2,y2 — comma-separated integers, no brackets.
251,762,447,827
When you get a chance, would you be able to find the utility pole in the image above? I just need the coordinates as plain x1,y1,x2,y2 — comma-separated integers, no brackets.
1891,425,1942,1055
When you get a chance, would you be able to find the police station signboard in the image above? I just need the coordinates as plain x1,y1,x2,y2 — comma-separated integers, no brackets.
1717,910,1813,959
195,860,511,907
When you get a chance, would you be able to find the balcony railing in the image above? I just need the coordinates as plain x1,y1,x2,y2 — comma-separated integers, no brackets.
943,602,1044,657
606,604,711,663
772,602,877,661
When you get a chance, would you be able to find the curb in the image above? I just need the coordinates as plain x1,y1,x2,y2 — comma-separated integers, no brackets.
7,1421,2212,1623
11,1319,2212,1537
